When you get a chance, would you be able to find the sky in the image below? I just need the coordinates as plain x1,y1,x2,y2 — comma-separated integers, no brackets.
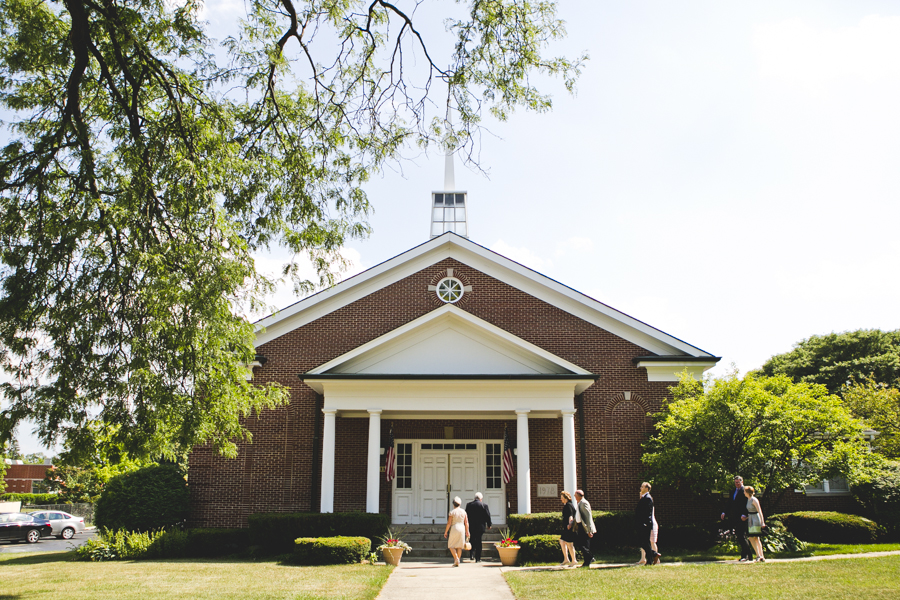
9,1,900,453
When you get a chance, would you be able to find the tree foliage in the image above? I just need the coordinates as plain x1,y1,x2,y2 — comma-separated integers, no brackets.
843,378,900,458
642,371,870,509
0,0,586,460
756,329,900,395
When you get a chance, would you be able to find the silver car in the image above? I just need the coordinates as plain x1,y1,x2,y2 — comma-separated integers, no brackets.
28,510,86,540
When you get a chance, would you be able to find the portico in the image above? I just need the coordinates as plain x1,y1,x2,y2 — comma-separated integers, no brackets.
301,304,596,518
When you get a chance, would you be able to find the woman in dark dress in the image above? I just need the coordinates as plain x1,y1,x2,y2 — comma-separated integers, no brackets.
559,491,578,567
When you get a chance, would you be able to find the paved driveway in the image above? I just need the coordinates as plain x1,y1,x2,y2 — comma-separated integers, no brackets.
0,529,97,554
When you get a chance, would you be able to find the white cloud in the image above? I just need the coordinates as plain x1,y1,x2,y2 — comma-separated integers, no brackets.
489,240,554,272
754,15,900,90
554,236,595,258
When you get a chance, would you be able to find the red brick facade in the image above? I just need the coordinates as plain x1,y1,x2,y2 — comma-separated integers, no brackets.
188,254,857,528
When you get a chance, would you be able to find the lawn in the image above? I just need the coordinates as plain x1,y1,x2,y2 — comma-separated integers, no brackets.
0,552,393,600
505,555,900,600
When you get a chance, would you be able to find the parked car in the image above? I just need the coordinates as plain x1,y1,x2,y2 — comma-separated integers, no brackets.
0,512,53,543
28,510,87,540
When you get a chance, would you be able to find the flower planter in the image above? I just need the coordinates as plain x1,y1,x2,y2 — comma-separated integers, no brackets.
496,545,520,566
382,547,405,566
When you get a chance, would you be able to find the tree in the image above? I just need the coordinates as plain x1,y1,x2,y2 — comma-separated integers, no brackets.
755,329,900,395
843,377,900,458
642,371,871,511
0,0,586,460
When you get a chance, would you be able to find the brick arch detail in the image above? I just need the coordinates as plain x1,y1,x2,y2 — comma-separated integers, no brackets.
604,392,650,416
427,266,473,308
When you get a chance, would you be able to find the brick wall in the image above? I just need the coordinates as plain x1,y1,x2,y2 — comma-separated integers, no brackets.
188,257,849,528
3,464,51,494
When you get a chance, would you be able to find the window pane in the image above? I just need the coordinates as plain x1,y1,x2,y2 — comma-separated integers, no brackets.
443,208,454,221
443,222,452,233
456,194,465,204
434,193,443,205
431,223,442,236
829,477,849,491
444,195,455,206
455,208,466,221
456,223,467,236
433,208,444,221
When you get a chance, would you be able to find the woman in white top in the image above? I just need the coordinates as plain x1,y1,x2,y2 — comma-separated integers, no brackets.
443,496,470,567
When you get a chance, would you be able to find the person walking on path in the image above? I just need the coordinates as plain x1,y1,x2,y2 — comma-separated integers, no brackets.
721,476,752,562
465,492,492,563
443,496,470,567
573,489,596,568
743,486,766,562
558,491,578,567
635,482,661,566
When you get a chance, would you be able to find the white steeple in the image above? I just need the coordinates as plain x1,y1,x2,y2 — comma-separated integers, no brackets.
430,148,468,239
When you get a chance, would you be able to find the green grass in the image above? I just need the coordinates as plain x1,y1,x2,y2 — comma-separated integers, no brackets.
522,542,900,565
0,552,393,600
505,555,900,600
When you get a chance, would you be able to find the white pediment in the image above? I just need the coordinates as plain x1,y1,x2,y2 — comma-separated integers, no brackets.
310,304,590,376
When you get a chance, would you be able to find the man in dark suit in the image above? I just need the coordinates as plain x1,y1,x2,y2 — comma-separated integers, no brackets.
465,492,492,562
636,482,660,566
721,475,752,561
573,489,596,568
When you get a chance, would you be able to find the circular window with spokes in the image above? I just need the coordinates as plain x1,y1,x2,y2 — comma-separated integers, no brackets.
436,277,464,303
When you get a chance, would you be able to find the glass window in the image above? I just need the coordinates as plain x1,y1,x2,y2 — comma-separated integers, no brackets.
49,513,62,520
444,195,455,206
421,444,432,449
455,194,465,204
434,193,444,205
436,277,464,303
431,223,442,237
830,477,849,492
486,443,502,489
443,207,454,221
396,443,413,489
455,223,467,237
433,208,444,222
455,208,466,221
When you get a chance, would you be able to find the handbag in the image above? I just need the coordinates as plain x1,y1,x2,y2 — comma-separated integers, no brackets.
464,540,472,551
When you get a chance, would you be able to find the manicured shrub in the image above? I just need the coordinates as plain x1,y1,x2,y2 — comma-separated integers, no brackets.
185,528,250,557
289,536,371,565
594,511,636,550
94,464,189,533
660,522,718,550
248,511,389,555
772,511,882,544
507,513,561,537
518,534,562,564
1,493,60,505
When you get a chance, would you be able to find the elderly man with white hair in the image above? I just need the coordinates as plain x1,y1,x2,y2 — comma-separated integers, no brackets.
465,492,493,562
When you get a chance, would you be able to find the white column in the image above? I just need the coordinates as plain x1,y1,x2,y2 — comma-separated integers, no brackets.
562,409,578,496
320,409,337,513
366,410,382,514
516,410,531,514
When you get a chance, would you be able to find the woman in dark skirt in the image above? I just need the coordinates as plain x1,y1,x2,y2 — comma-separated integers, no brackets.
559,491,578,567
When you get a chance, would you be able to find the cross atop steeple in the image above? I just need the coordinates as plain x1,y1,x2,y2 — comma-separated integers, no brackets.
430,149,468,239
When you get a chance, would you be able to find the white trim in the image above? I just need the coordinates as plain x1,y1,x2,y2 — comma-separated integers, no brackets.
254,233,715,357
635,360,719,381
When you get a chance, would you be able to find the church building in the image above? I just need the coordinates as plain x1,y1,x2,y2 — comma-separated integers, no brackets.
188,162,722,528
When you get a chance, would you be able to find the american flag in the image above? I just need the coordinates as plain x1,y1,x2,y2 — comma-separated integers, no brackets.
502,426,515,484
385,428,396,483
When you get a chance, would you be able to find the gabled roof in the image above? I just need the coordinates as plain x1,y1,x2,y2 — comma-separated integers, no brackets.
255,233,716,358
308,303,594,377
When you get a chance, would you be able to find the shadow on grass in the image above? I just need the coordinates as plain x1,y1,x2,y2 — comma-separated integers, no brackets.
0,551,77,566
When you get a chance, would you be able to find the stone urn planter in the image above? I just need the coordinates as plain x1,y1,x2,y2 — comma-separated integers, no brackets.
382,547,405,566
496,545,520,567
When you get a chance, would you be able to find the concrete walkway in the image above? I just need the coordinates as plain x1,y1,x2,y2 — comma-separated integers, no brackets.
376,560,515,600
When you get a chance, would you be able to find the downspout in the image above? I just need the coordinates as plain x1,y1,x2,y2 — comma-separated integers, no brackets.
577,393,588,492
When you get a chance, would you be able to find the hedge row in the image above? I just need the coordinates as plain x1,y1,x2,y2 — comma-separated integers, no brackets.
507,512,717,551
518,534,563,564
288,536,371,565
771,511,882,544
73,528,250,561
248,511,390,554
1,493,60,505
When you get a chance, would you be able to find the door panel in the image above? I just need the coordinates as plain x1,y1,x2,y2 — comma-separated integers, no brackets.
419,453,448,522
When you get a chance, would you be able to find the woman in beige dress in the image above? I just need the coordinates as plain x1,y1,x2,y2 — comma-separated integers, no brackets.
443,496,470,567
743,486,766,562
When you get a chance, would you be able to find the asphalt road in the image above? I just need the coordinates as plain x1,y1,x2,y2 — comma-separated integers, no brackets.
0,529,97,554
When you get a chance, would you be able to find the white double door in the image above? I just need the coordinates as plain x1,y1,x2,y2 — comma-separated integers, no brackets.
418,450,479,523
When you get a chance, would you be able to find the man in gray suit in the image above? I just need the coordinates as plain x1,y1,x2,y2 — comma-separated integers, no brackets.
573,489,596,567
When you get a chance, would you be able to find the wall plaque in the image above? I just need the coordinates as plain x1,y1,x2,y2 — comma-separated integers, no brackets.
537,484,558,498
